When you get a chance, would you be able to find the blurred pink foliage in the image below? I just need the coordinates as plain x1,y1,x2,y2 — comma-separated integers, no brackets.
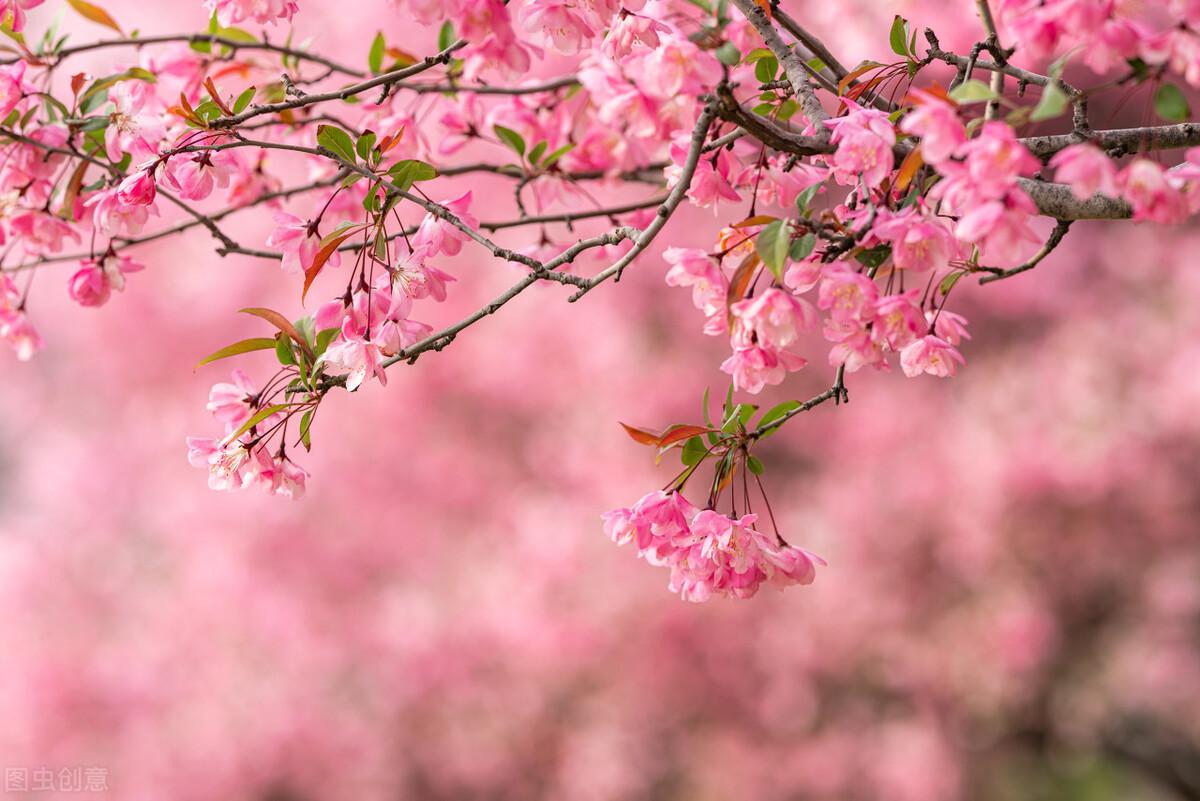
0,1,1198,799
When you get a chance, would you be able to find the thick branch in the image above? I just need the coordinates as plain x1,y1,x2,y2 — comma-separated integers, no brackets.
731,0,829,131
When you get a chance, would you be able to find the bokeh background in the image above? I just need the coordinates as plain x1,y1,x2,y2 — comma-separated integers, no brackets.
2,1,1199,799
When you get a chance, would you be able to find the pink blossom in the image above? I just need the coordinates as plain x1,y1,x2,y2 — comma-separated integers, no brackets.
602,11,666,60
0,279,40,361
265,212,334,276
321,319,388,391
67,255,143,308
392,244,456,302
929,309,971,346
958,122,1040,199
783,258,823,294
164,150,237,201
186,438,252,491
205,0,299,26
954,191,1041,267
642,35,721,98
0,60,30,118
86,187,154,237
872,207,958,272
1120,159,1188,224
730,288,819,351
104,80,165,163
1049,143,1119,200
720,344,807,394
818,268,880,330
900,90,966,164
413,191,479,257
0,0,43,33
9,211,79,255
900,335,965,378
664,247,726,316
518,0,594,54
205,369,258,430
872,291,925,350
824,104,896,190
827,328,887,373
116,169,158,207
602,495,823,601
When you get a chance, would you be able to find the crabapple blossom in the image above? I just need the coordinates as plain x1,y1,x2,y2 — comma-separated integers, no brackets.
900,334,966,378
603,492,823,601
823,104,896,190
67,255,143,307
900,89,966,164
206,0,298,26
1050,142,1120,200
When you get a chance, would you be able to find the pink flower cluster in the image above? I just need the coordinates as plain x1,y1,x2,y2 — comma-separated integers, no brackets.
904,93,1041,268
997,0,1200,79
1051,143,1200,223
205,0,299,27
602,491,824,601
0,274,38,361
186,369,309,498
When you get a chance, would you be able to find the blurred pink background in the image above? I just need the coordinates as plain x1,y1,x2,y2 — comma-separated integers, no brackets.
1,1,1199,799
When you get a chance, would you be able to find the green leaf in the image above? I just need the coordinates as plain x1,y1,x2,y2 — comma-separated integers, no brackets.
541,142,574,167
756,400,800,431
949,79,999,104
316,124,356,164
1030,81,1068,122
226,404,290,444
789,232,816,261
437,20,455,51
681,436,707,466
528,140,547,165
795,183,821,213
756,219,791,282
355,130,377,161
855,244,891,270
386,159,438,192
299,410,314,451
275,334,297,366
493,124,525,157
722,402,757,432
314,327,340,358
715,41,741,66
232,85,255,114
1154,82,1191,122
746,456,765,475
754,54,778,83
194,337,276,368
368,31,385,73
889,15,910,59
939,270,965,296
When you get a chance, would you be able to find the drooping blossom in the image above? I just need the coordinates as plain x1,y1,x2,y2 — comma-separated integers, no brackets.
823,103,896,190
1049,143,1120,200
900,334,966,378
205,369,258,430
67,255,144,308
603,492,824,601
900,89,966,164
664,247,726,317
205,0,299,26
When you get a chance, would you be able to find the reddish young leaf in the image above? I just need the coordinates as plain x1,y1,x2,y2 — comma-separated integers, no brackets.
893,147,925,194
66,0,123,34
620,422,661,446
657,425,716,448
239,308,313,357
301,228,361,303
204,78,234,116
